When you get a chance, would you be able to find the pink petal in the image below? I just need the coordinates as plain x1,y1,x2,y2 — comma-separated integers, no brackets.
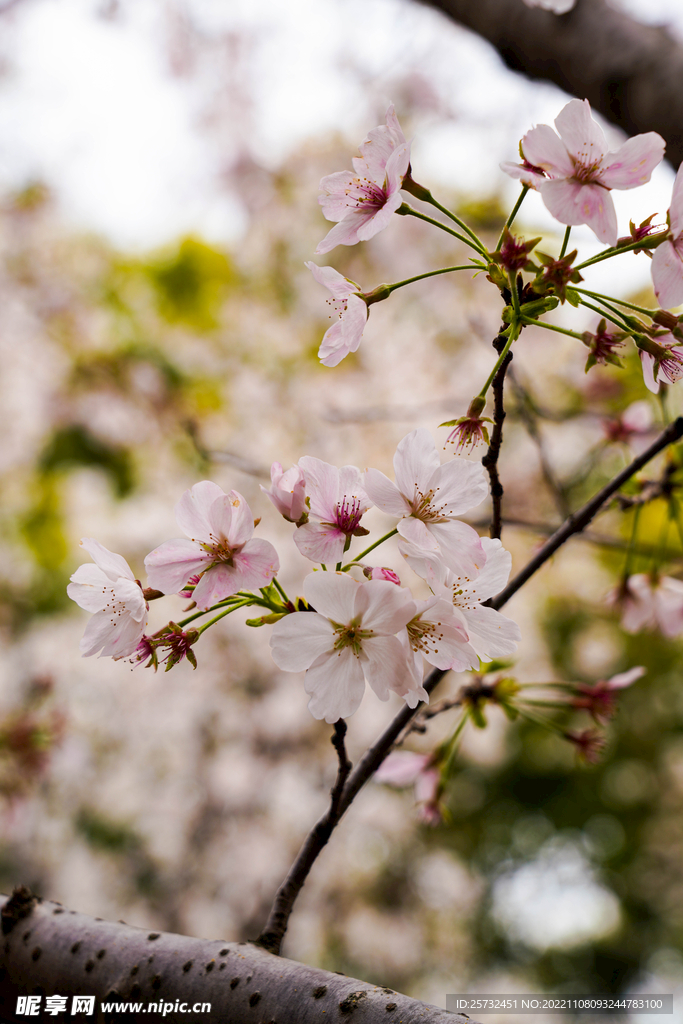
338,464,368,509
362,468,413,518
304,647,366,722
383,141,411,196
294,521,347,565
79,538,135,582
305,261,356,299
99,612,147,659
414,767,440,805
355,189,403,242
354,580,415,634
360,634,414,702
175,481,225,542
270,612,335,672
540,179,617,244
651,240,683,309
605,666,646,689
231,538,279,591
375,751,431,787
600,133,665,190
298,457,339,520
192,563,241,609
639,351,660,394
397,515,440,553
144,539,212,594
315,208,376,255
318,169,360,221
554,98,608,165
113,578,148,622
318,294,368,366
499,161,546,189
669,163,683,239
521,124,574,177
206,490,253,549
304,570,359,624
393,428,441,500
458,537,511,603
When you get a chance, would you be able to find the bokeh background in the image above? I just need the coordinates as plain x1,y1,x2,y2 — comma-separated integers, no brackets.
3,0,683,1016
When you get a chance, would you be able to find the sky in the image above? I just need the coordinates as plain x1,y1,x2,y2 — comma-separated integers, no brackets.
0,0,682,276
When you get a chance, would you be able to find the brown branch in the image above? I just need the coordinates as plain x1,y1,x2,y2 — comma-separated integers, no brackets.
481,332,514,539
256,720,352,954
0,892,466,1024
489,416,683,610
415,0,683,169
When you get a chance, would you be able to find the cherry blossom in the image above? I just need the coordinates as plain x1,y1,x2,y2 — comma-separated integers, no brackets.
363,429,488,578
144,481,279,611
572,666,645,724
305,262,368,366
315,105,410,255
651,163,683,309
402,537,522,662
402,596,479,676
564,728,605,763
269,572,423,722
375,751,443,825
261,462,308,524
503,99,665,244
363,566,401,584
638,334,683,393
612,573,683,638
603,400,653,445
294,457,371,565
67,538,148,659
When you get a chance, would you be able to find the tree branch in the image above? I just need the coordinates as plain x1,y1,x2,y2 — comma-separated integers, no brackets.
415,0,683,168
481,332,514,540
489,416,683,610
0,892,467,1024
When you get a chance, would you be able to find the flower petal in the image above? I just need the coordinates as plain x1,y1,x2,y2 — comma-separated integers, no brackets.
554,98,608,165
270,612,335,671
606,666,646,689
355,189,403,242
305,261,355,299
206,490,254,549
354,579,416,634
298,457,339,520
144,539,212,594
639,351,660,394
67,565,113,612
294,521,347,565
521,123,574,177
304,570,359,624
461,605,521,660
428,457,489,516
175,481,226,542
500,161,546,189
362,468,412,518
79,538,135,582
600,132,665,189
315,208,377,255
669,164,683,240
540,179,617,244
360,634,417,702
375,751,431,787
393,428,441,499
651,240,683,310
459,537,511,603
305,647,366,722
425,520,487,580
318,295,368,367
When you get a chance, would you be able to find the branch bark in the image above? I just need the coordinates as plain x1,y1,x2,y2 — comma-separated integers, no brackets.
481,332,514,540
0,892,467,1024
415,0,683,168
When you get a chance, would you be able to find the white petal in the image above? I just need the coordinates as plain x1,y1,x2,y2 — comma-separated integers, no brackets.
175,481,226,542
461,605,521,660
144,539,212,594
360,634,416,702
79,538,135,582
393,429,440,500
305,648,366,722
354,580,416,634
362,468,412,518
459,537,512,603
67,565,113,613
303,571,359,624
298,457,339,520
294,522,347,565
375,751,431,787
428,458,489,517
426,521,487,579
270,612,335,671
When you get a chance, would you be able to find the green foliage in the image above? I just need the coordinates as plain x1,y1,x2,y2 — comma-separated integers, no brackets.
39,424,134,498
143,236,237,329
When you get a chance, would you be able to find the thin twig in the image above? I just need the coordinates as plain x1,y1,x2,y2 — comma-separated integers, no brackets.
489,417,683,610
256,721,352,954
481,332,514,539
257,417,683,956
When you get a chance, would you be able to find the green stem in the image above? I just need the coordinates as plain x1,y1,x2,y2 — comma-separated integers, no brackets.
515,705,566,736
521,317,585,341
196,599,255,636
559,226,572,260
574,287,655,318
478,328,517,398
343,528,399,568
418,194,487,254
623,505,642,581
495,185,529,250
385,265,475,294
271,578,290,604
575,231,668,271
397,204,486,254
579,299,632,331
508,270,521,318
441,711,470,776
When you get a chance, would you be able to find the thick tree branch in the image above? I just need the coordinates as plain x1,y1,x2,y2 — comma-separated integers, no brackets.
481,332,514,539
0,892,467,1024
416,0,683,169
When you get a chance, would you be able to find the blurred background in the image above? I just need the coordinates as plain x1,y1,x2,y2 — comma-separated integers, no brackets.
3,0,683,1016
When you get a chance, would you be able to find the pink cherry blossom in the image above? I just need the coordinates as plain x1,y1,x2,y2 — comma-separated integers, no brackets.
363,429,488,579
305,262,368,366
315,105,410,255
375,751,443,825
144,481,279,611
403,537,521,662
260,462,308,524
269,572,423,722
603,399,653,445
612,573,683,638
67,538,148,659
294,457,371,565
503,99,665,244
651,163,683,309
638,335,683,393
402,596,479,676
363,566,401,584
572,666,645,723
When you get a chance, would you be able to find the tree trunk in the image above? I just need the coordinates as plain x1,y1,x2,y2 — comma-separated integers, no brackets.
416,0,683,168
0,892,466,1024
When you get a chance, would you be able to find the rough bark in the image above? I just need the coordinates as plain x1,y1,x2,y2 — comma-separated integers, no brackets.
416,0,683,168
0,893,467,1024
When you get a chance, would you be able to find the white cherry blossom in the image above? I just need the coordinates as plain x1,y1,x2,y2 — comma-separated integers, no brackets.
363,428,488,578
145,481,279,611
305,263,368,366
67,538,148,659
269,572,423,722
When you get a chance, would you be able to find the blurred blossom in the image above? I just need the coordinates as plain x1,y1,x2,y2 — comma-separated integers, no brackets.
522,0,576,11
572,666,645,723
603,399,654,444
651,163,683,309
611,574,683,637
375,751,443,825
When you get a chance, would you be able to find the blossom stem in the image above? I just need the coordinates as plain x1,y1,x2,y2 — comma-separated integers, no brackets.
396,203,486,254
575,231,668,271
416,194,488,254
623,506,642,581
578,299,632,332
195,599,255,636
495,185,529,250
558,226,572,260
343,528,399,568
441,710,470,777
520,317,585,341
515,705,566,736
384,265,475,294
271,578,290,604
478,328,517,399
574,287,655,318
